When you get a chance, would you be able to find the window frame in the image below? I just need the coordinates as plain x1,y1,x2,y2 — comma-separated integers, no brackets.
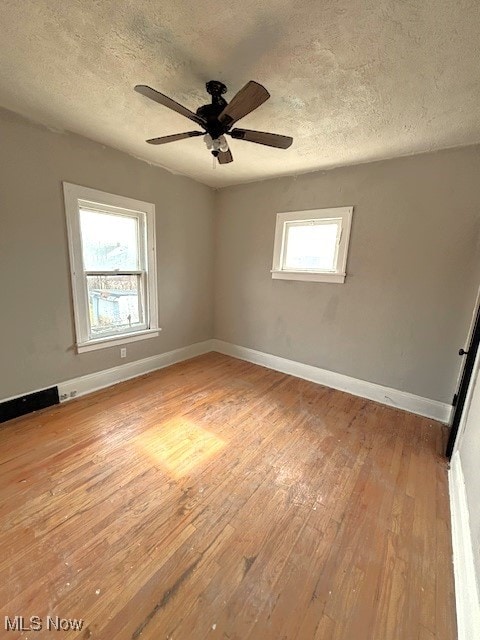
63,182,160,353
271,206,354,283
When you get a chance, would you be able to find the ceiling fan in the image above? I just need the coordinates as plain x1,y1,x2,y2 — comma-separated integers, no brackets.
134,80,293,165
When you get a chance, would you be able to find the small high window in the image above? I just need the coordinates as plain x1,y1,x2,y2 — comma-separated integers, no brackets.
63,183,159,352
271,207,353,283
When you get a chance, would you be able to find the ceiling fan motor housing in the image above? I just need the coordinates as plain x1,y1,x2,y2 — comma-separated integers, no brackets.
196,80,232,140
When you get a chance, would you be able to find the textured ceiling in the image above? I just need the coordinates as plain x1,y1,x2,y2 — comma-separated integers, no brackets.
1,0,479,187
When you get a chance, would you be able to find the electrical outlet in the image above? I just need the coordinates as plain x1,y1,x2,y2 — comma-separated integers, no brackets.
120,348,127,358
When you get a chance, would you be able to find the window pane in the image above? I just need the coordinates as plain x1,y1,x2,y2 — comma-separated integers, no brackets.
87,275,144,336
283,221,339,271
80,209,139,270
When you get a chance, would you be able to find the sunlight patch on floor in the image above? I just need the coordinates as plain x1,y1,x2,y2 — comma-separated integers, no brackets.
135,417,227,478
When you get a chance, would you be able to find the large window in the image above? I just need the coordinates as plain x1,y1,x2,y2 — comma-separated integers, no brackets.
63,183,159,352
271,207,354,283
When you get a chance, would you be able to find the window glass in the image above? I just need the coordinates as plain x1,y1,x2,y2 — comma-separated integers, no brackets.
283,220,340,271
86,274,143,336
80,209,139,271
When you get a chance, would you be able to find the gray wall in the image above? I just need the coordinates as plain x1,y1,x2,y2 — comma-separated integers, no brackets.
0,107,215,401
214,146,480,403
2,104,480,407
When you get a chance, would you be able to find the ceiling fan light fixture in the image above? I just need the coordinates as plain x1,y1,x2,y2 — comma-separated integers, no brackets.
206,135,229,154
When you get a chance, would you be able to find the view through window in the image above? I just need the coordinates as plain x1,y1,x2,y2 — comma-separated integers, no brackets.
80,209,144,337
282,220,341,272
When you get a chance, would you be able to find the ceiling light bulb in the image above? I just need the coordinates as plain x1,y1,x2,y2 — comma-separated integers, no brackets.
219,135,229,152
204,134,213,150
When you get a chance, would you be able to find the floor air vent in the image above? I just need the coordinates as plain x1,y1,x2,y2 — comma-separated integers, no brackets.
0,387,60,424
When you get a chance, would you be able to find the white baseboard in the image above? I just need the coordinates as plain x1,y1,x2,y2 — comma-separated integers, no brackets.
211,340,451,422
58,339,215,401
4,338,450,423
449,451,480,640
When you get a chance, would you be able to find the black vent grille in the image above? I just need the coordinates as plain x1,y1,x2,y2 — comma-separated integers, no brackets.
0,387,59,424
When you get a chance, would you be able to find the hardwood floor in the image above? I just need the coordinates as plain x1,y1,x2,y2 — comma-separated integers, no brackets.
0,353,456,639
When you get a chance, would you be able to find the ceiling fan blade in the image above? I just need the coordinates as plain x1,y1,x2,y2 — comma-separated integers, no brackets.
218,148,233,164
229,128,293,149
146,131,204,145
218,81,270,126
135,85,206,127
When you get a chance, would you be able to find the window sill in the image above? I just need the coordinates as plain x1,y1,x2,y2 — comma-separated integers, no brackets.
271,270,346,283
77,328,162,353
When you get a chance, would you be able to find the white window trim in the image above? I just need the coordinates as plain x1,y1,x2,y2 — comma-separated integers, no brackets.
271,206,354,283
63,182,160,353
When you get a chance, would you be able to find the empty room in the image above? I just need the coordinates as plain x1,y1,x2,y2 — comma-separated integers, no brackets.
1,1,480,638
